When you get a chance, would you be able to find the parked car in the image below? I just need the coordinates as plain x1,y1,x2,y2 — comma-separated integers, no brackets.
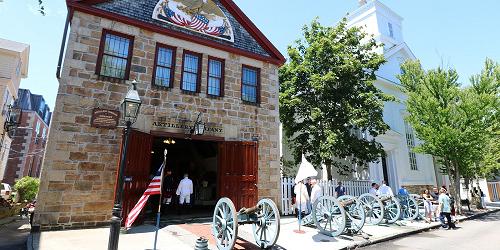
1,183,12,200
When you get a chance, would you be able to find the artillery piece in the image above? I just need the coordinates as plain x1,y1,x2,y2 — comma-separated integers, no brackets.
397,194,419,221
301,195,366,237
211,197,280,250
358,193,401,225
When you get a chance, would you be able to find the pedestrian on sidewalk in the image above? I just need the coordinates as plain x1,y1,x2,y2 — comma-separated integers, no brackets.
438,187,457,230
422,189,433,223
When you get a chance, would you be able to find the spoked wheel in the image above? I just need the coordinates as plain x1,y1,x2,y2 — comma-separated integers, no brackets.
411,194,426,220
338,195,366,233
212,197,238,250
313,196,346,237
382,196,401,224
358,193,384,225
400,195,419,221
252,198,280,249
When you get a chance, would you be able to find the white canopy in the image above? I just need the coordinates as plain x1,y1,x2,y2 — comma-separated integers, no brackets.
294,155,318,184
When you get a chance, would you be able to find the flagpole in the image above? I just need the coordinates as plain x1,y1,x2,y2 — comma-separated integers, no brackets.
153,149,167,250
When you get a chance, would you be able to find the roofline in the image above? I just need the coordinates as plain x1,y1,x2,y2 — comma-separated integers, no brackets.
69,0,285,65
347,0,403,22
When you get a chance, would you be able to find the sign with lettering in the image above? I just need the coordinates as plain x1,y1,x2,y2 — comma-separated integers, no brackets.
152,118,224,136
91,108,120,129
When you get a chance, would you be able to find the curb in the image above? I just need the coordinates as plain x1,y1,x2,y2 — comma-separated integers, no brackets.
343,208,500,249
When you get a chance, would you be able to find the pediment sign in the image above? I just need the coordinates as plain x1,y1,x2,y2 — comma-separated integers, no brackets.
152,0,234,42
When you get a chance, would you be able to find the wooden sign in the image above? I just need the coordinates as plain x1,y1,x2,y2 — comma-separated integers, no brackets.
91,108,120,129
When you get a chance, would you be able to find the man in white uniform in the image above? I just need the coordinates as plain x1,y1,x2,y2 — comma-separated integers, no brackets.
369,182,379,196
176,173,193,205
310,178,322,204
378,180,393,196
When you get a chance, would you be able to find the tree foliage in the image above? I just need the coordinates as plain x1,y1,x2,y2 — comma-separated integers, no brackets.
279,18,392,178
398,59,499,213
0,0,45,15
14,176,40,201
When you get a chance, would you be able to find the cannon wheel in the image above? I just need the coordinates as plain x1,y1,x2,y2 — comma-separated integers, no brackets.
252,198,280,249
401,195,419,221
313,196,346,237
338,195,366,233
411,194,426,220
358,193,384,225
212,197,238,250
383,196,401,224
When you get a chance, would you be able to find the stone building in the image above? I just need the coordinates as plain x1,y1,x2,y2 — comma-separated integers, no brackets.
3,89,51,185
35,0,284,230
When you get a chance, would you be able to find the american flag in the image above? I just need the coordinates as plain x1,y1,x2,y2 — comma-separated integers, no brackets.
162,6,226,37
124,163,164,229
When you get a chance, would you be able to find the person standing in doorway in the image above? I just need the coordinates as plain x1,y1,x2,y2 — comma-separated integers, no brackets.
176,173,193,214
335,181,346,197
438,187,457,229
378,180,394,197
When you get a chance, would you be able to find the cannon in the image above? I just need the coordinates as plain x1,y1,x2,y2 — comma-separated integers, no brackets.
302,195,365,237
211,197,280,250
358,193,401,225
410,194,426,220
397,194,419,221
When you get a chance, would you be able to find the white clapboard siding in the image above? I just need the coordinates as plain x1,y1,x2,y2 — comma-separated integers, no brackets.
280,177,371,215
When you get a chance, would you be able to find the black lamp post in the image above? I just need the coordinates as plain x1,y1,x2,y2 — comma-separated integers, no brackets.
189,112,205,137
108,80,141,250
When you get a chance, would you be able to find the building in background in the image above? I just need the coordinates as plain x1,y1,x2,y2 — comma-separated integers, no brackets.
0,38,30,183
347,0,437,193
2,89,51,185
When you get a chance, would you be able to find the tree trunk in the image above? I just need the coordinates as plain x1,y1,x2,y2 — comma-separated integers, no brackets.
452,162,462,215
326,164,333,180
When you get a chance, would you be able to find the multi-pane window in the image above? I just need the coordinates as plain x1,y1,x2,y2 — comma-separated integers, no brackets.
405,121,418,170
97,30,134,79
207,57,224,96
388,22,394,38
241,66,260,103
153,45,176,88
181,52,201,92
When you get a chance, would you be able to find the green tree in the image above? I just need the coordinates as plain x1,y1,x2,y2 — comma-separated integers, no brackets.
0,0,44,15
14,176,40,201
398,59,499,213
279,18,392,179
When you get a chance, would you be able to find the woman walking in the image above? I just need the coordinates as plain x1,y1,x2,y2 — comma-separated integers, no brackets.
422,189,434,223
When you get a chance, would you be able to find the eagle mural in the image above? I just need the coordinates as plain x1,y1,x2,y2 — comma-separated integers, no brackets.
152,0,234,42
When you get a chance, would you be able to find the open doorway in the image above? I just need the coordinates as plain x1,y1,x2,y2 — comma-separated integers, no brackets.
147,136,219,221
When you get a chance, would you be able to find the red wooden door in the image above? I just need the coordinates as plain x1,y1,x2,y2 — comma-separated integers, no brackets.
120,130,153,226
218,141,258,209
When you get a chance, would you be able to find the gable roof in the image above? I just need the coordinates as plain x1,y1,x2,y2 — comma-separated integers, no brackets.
384,42,416,61
67,0,285,65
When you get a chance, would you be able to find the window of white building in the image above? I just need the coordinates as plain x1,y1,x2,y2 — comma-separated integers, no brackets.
388,22,394,38
405,121,418,170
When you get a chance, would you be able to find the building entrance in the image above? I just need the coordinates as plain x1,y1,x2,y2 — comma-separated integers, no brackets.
120,130,259,226
150,136,219,220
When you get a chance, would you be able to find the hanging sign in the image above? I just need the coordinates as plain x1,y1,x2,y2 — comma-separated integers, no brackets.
91,108,120,129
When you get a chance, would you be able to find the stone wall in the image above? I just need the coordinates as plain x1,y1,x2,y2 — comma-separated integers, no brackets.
34,11,280,230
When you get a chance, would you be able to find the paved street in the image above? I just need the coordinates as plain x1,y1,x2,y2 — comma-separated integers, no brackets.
0,216,31,250
364,210,500,250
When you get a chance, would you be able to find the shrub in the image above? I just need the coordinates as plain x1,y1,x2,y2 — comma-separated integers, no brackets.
14,177,40,201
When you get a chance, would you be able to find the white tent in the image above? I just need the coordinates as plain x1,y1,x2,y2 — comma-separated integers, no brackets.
294,155,318,184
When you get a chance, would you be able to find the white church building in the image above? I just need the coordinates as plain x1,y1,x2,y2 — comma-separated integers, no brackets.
280,0,439,194
346,0,438,193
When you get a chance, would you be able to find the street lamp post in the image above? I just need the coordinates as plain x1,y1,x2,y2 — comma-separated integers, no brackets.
108,80,142,250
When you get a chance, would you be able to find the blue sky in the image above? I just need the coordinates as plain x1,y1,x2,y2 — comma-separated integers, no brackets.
0,0,498,109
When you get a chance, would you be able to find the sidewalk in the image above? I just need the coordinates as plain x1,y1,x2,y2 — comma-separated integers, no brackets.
27,207,500,250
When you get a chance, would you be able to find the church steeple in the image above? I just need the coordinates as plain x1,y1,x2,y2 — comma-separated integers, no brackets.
347,0,404,51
